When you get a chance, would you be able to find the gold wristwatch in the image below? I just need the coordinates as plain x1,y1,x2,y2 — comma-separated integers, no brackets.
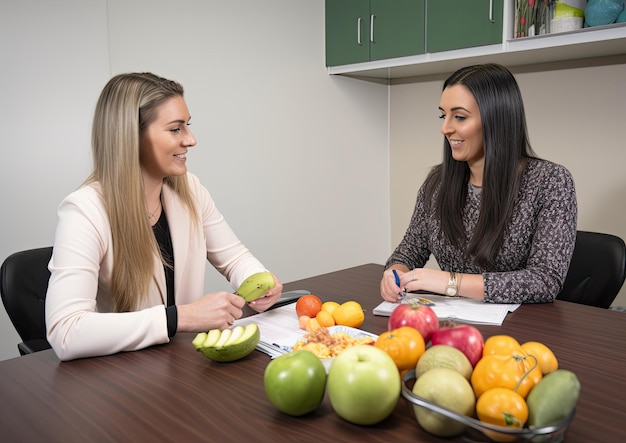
445,272,458,297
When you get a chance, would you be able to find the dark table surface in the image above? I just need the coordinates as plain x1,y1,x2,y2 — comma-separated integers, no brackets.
1,263,624,442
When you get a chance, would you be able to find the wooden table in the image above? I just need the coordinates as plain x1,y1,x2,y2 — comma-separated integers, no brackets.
1,264,624,442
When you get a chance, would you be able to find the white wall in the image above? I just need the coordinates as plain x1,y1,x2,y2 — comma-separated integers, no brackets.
0,1,111,360
0,1,390,361
389,57,626,307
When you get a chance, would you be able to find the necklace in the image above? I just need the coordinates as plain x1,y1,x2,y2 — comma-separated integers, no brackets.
148,200,162,220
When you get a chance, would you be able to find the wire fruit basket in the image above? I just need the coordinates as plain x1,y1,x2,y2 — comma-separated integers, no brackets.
401,370,575,443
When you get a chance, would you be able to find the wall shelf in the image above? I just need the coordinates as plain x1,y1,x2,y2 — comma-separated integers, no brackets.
327,23,626,80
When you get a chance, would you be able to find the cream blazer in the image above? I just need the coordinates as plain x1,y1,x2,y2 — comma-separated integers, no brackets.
46,173,267,361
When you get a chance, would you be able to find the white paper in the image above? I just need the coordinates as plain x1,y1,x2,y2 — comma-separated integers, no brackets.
234,303,303,358
373,294,520,326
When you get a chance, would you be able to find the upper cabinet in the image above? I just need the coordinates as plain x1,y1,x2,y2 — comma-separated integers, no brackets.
325,0,626,79
325,0,425,67
426,0,503,53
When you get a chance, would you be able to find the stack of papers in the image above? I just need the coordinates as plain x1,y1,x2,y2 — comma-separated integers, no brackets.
373,294,520,326
234,303,303,358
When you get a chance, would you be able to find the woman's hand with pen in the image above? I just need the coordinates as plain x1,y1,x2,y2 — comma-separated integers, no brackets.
381,267,485,302
380,266,456,302
380,265,410,302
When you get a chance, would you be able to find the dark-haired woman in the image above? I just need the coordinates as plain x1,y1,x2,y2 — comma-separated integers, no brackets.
380,64,577,304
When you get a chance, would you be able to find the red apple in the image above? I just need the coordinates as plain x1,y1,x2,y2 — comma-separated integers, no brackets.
388,303,439,342
430,324,484,367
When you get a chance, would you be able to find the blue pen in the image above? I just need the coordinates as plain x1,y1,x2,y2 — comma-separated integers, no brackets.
392,269,404,299
392,269,400,287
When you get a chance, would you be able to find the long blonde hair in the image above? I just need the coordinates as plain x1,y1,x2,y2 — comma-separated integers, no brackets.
86,72,198,312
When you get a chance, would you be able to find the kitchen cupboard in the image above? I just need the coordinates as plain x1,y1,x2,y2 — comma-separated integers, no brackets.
325,0,425,67
426,0,503,53
325,1,626,79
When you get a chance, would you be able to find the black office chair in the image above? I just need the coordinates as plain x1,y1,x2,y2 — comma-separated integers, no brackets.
1,247,53,355
557,231,626,309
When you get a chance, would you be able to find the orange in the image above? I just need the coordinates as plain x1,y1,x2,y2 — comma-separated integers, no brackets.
315,310,336,327
521,341,558,375
321,301,340,315
471,353,542,399
375,326,425,374
295,294,323,318
476,387,528,442
483,335,524,357
331,301,365,328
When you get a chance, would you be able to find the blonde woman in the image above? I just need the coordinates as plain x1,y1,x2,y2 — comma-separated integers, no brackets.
46,73,282,361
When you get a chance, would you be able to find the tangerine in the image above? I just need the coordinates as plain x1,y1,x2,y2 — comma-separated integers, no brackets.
332,301,365,328
521,341,558,375
375,326,425,374
483,335,524,357
316,310,336,328
295,294,323,318
476,387,528,441
321,301,340,315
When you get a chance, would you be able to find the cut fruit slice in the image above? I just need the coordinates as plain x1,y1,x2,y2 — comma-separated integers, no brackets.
224,326,245,346
192,332,208,349
237,324,259,344
214,328,232,347
202,329,222,348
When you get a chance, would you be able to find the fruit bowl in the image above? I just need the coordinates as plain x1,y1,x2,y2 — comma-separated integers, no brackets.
401,370,575,443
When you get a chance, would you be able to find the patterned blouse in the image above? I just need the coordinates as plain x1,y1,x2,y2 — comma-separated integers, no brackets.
386,158,577,304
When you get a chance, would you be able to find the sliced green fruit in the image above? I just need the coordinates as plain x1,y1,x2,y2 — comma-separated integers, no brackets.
214,328,232,347
192,332,208,349
202,328,222,348
225,325,245,346
235,272,275,302
195,323,261,363
233,324,259,346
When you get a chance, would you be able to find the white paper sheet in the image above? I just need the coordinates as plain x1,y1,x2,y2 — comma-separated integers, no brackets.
234,303,303,358
373,294,520,326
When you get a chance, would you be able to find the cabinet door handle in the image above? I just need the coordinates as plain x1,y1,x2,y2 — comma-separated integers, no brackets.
370,14,375,43
357,17,362,45
488,0,495,23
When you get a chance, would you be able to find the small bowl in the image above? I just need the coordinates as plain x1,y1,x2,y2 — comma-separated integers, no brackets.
402,370,574,443
284,326,379,372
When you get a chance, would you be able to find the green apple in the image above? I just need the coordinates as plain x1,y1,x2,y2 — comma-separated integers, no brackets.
412,367,476,437
327,344,401,425
263,350,326,416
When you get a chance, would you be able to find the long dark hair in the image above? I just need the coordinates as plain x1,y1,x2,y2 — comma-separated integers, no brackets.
424,64,537,268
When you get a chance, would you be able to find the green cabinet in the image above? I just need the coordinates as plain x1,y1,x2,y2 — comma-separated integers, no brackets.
325,0,426,67
326,0,626,79
426,0,503,53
